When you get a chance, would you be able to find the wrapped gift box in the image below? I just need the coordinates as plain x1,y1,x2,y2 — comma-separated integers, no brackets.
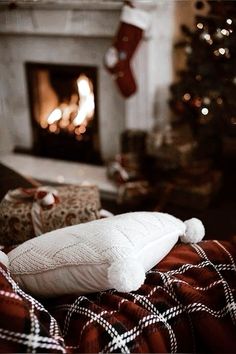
156,169,222,210
117,180,152,205
121,129,147,155
171,170,222,209
146,123,197,170
107,153,146,184
0,185,101,246
151,142,195,170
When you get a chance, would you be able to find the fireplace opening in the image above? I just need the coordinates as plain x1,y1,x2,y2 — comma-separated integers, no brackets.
25,62,102,165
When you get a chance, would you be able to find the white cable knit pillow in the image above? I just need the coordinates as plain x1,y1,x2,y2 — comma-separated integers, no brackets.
8,212,205,297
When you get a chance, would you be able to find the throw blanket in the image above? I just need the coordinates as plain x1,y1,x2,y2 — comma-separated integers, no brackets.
0,240,236,353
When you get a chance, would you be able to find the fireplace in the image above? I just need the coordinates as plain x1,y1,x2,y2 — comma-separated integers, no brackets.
25,62,101,164
0,1,173,163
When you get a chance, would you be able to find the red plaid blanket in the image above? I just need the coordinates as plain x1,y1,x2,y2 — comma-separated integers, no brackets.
0,263,65,353
0,240,236,353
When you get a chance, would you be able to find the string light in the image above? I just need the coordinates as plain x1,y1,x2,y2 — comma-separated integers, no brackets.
201,107,209,115
203,97,211,105
201,32,211,41
216,97,223,105
183,93,191,101
221,29,230,36
215,28,231,38
200,32,213,44
226,18,232,25
214,48,229,57
197,22,204,29
219,48,226,55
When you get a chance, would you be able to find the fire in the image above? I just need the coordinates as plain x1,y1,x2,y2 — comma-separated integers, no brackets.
47,108,62,124
42,74,95,137
73,75,95,126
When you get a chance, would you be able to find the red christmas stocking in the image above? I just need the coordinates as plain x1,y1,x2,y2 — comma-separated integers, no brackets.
104,4,151,98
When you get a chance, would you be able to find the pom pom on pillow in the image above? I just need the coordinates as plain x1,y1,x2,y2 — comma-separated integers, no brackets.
181,218,205,244
8,212,205,297
108,258,146,293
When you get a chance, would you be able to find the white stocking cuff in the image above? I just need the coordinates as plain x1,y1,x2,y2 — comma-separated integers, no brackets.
121,5,151,31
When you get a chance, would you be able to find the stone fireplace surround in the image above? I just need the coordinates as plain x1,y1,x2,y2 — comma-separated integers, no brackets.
0,0,176,161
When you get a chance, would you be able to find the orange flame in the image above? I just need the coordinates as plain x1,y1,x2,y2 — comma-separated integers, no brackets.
42,74,95,137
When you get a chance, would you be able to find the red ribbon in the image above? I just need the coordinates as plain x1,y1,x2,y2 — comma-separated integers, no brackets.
5,187,59,236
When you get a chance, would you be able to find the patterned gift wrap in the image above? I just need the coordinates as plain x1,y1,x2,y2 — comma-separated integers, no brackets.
107,153,146,185
148,142,196,171
117,180,152,205
146,123,197,170
0,185,101,246
157,170,222,210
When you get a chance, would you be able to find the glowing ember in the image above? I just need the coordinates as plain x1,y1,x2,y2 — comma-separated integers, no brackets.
43,74,95,137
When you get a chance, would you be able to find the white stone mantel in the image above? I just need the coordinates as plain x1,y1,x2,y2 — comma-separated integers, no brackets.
0,1,123,10
0,1,157,11
0,1,157,38
0,2,124,38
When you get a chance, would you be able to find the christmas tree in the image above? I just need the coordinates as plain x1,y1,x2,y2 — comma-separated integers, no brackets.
170,0,236,161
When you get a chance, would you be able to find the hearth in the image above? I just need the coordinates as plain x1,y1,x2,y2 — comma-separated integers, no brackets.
25,62,101,164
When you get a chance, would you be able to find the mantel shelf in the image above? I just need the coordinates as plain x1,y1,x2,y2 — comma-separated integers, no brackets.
0,1,124,11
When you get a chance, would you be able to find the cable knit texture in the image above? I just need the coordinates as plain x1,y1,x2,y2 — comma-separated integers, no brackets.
8,212,204,297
